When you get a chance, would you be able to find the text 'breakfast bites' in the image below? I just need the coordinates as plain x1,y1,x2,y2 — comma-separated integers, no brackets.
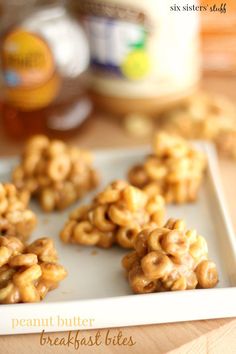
122,218,218,294
128,131,206,204
60,180,165,249
0,183,36,241
12,135,100,212
0,236,67,304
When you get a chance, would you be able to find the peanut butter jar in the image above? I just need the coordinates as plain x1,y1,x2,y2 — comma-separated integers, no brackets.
75,0,201,116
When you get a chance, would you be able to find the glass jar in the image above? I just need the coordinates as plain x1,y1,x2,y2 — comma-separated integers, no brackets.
74,0,201,117
0,0,91,139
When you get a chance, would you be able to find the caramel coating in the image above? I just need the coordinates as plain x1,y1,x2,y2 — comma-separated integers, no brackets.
128,263,157,294
122,251,139,272
12,135,99,212
9,254,38,267
122,219,218,294
128,131,206,204
26,237,58,263
0,236,67,304
60,180,166,249
161,230,189,257
0,183,36,241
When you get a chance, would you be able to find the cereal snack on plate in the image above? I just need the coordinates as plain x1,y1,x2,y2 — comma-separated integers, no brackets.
60,180,165,249
161,91,236,141
0,236,67,303
0,183,36,241
216,129,236,160
128,131,206,204
12,135,100,212
122,218,218,294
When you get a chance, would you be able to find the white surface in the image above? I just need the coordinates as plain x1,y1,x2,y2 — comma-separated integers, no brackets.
0,143,236,335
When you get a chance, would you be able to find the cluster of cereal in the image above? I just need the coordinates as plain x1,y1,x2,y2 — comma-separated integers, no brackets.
12,135,99,212
60,180,165,249
0,236,67,303
128,132,206,204
161,91,236,142
216,129,236,160
0,183,36,241
122,218,218,294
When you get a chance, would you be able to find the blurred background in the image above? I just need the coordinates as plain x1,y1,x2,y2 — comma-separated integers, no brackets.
0,0,235,158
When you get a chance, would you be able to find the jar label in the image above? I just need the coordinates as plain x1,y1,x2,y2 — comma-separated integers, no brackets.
1,29,60,110
84,16,151,80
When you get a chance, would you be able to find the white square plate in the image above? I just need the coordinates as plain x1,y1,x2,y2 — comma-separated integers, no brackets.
0,143,236,335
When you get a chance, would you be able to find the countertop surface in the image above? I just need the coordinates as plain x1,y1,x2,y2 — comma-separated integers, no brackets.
0,74,236,353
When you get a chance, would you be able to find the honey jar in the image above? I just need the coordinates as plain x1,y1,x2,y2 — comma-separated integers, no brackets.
0,0,91,139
